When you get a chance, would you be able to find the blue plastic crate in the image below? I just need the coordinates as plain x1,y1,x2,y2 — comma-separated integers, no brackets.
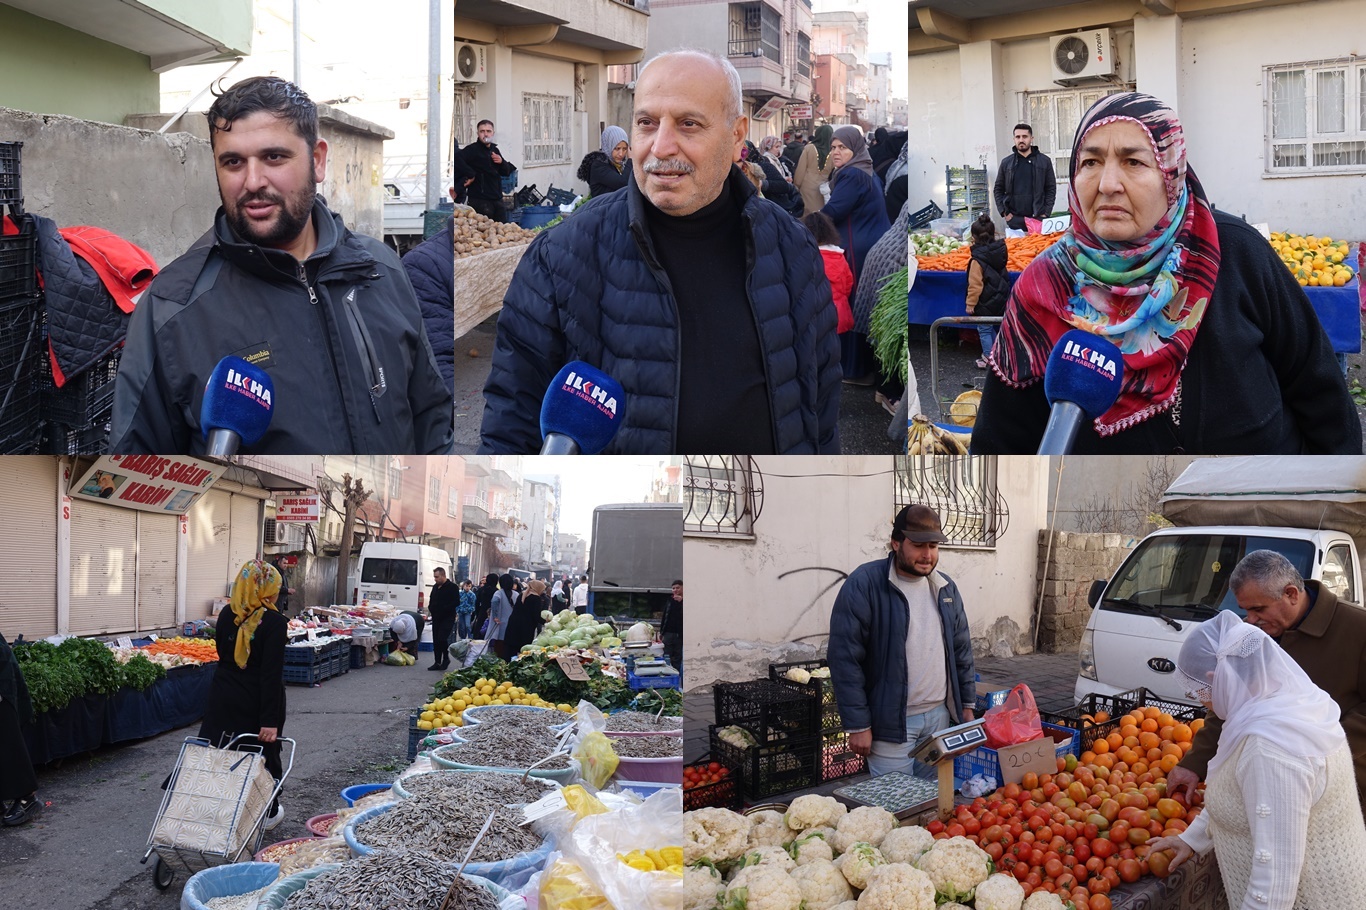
627,667,680,690
408,714,423,761
974,688,1012,715
283,662,328,685
953,721,1078,784
284,644,326,666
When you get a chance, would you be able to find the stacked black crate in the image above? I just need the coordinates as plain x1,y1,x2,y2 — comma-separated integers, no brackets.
0,142,42,454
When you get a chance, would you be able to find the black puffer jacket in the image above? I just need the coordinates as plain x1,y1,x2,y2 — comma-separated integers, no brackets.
402,218,455,392
479,166,841,454
110,199,454,454
577,150,629,199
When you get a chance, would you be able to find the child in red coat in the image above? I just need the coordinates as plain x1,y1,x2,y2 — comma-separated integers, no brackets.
802,211,854,333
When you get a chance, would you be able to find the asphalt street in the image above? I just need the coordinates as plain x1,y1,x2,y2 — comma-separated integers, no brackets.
453,314,902,455
0,658,438,910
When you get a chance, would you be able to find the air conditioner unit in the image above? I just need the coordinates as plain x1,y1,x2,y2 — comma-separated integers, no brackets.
1049,29,1115,83
455,41,488,84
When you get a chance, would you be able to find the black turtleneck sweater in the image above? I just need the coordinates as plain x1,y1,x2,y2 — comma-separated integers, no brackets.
641,177,776,454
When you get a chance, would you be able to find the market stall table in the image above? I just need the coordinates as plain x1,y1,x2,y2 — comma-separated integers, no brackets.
910,269,1362,353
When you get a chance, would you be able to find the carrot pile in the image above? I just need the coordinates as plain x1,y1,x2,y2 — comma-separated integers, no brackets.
140,637,219,663
916,231,1065,272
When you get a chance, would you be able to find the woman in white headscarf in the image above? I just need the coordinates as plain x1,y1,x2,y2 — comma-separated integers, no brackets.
1148,611,1366,909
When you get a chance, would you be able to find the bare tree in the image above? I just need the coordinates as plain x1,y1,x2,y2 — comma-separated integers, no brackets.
1069,456,1182,536
333,474,371,606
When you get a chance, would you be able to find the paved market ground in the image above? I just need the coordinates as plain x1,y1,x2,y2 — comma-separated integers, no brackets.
0,659,438,910
453,315,902,455
909,327,1366,449
683,649,1082,800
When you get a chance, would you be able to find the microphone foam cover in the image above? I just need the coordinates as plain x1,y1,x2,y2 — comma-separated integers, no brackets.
1044,329,1125,418
539,361,626,454
201,356,275,445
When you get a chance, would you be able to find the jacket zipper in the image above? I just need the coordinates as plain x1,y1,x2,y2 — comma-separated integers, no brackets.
298,259,359,448
338,284,386,424
630,221,682,453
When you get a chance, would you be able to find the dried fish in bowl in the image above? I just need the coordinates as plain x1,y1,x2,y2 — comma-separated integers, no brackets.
611,734,684,758
604,711,684,732
353,792,542,861
281,848,498,910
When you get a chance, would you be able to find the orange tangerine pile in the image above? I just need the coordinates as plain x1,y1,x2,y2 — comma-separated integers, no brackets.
1081,706,1203,778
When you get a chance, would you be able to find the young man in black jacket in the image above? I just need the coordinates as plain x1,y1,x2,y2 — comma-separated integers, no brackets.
459,120,514,223
992,123,1057,237
427,567,459,671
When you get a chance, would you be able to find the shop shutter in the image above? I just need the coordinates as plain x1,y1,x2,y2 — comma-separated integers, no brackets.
186,489,233,620
137,512,178,631
0,457,58,638
228,494,261,579
69,500,137,635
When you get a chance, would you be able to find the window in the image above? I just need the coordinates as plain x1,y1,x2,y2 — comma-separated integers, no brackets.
389,465,404,499
683,456,764,538
895,456,1009,548
428,477,441,513
521,93,572,167
1266,59,1366,174
728,3,782,64
360,558,418,585
796,32,811,80
448,489,459,518
1324,543,1356,601
1022,85,1133,198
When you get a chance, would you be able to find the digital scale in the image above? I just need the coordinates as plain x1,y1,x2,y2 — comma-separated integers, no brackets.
910,718,989,820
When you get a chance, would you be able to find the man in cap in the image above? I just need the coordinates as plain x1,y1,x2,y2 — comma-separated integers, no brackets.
828,505,976,779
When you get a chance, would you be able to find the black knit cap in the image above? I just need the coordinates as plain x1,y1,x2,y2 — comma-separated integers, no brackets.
893,504,946,543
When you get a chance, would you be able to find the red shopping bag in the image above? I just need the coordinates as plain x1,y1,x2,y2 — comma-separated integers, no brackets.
982,683,1044,749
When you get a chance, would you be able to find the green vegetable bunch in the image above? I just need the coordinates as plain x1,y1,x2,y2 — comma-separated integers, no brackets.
13,637,156,715
628,687,682,716
120,652,167,692
870,267,909,386
506,651,632,711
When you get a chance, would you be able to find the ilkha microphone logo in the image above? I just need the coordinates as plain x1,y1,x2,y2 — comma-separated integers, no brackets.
1061,338,1119,380
225,367,273,407
563,370,619,418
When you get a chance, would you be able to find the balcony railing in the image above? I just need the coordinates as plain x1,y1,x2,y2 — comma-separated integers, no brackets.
462,495,490,530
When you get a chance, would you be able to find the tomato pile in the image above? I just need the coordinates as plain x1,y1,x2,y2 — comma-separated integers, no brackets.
925,706,1207,910
683,762,731,791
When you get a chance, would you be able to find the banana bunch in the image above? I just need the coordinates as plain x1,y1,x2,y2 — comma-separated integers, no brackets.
618,847,685,874
907,414,969,454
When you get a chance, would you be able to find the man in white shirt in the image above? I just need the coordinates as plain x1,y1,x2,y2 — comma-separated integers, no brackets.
572,576,589,614
828,505,977,780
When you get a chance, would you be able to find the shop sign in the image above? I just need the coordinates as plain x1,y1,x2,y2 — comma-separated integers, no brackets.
790,104,813,119
277,493,320,523
71,455,219,515
752,96,787,121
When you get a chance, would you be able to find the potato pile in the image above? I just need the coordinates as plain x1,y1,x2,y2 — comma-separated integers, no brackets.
452,209,539,258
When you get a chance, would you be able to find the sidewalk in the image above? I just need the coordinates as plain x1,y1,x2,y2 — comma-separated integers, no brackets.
684,648,1082,801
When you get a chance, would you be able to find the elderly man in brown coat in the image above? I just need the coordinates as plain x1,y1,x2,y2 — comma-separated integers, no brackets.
1167,549,1366,814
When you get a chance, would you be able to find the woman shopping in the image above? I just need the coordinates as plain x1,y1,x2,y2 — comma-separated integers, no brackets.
971,91,1359,453
1148,610,1366,909
505,579,548,658
794,124,835,216
577,125,630,199
486,574,517,660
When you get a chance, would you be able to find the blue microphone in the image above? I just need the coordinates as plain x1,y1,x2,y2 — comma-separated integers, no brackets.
539,361,627,454
1037,329,1125,455
201,356,275,456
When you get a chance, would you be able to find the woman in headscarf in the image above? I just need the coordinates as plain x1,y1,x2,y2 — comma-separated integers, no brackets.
755,135,801,216
199,559,288,827
577,125,630,199
486,574,517,659
972,92,1359,453
474,572,498,638
1148,611,1366,908
0,632,40,827
823,125,892,386
794,123,835,215
506,579,548,657
550,578,568,614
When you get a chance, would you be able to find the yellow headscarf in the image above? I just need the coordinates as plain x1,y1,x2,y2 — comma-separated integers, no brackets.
230,559,282,669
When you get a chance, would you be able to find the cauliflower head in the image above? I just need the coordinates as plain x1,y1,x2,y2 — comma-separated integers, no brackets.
877,826,936,866
833,842,886,890
785,794,848,831
788,830,835,866
855,862,936,910
684,863,725,910
733,845,796,876
831,904,858,910
831,806,898,854
789,859,854,910
914,836,993,904
1021,892,1068,910
972,873,1026,910
723,864,803,910
747,809,794,849
685,808,752,866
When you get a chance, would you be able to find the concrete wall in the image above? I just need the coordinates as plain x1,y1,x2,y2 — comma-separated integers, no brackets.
145,0,256,55
682,455,1051,692
644,4,730,64
0,6,159,125
0,107,217,267
907,49,964,213
1035,529,1134,652
1047,455,1201,537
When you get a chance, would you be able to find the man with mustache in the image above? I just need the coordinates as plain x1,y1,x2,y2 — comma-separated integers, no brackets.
478,49,841,454
110,76,453,454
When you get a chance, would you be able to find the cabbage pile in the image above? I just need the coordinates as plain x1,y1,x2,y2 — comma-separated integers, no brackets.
526,611,624,651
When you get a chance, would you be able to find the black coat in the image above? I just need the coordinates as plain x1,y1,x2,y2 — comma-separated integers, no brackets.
971,213,1363,454
428,579,459,622
479,166,841,454
968,240,1010,318
402,219,455,392
577,150,629,199
993,147,1057,223
505,593,547,656
201,607,287,740
756,155,801,215
460,141,514,202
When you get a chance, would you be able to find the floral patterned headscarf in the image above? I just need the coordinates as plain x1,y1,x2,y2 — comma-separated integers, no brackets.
229,560,282,669
990,92,1222,436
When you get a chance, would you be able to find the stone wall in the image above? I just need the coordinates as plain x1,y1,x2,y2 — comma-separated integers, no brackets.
1035,530,1135,653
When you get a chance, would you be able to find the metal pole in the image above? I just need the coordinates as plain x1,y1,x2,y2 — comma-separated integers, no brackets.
293,0,302,88
426,0,443,210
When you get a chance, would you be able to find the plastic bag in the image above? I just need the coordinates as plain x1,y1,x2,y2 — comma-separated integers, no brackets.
539,856,613,910
982,682,1043,748
575,732,620,790
563,788,683,910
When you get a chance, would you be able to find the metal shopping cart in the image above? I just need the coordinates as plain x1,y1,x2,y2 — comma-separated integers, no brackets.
141,733,296,890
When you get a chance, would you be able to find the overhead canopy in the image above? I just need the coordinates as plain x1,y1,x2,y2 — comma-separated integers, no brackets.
1160,456,1366,538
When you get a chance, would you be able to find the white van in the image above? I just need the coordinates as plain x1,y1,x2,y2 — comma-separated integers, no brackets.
1077,525,1359,704
355,542,453,612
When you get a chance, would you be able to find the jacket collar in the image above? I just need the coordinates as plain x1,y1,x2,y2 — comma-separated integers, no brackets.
1295,579,1341,638
212,197,373,280
626,164,758,270
883,552,947,597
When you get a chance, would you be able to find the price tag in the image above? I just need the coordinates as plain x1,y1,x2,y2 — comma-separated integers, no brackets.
555,654,590,681
1041,214,1072,234
148,633,159,642
997,732,1069,785
116,636,133,649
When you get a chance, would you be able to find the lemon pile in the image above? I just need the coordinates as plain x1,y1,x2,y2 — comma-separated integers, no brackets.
1269,232,1356,287
415,678,575,730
